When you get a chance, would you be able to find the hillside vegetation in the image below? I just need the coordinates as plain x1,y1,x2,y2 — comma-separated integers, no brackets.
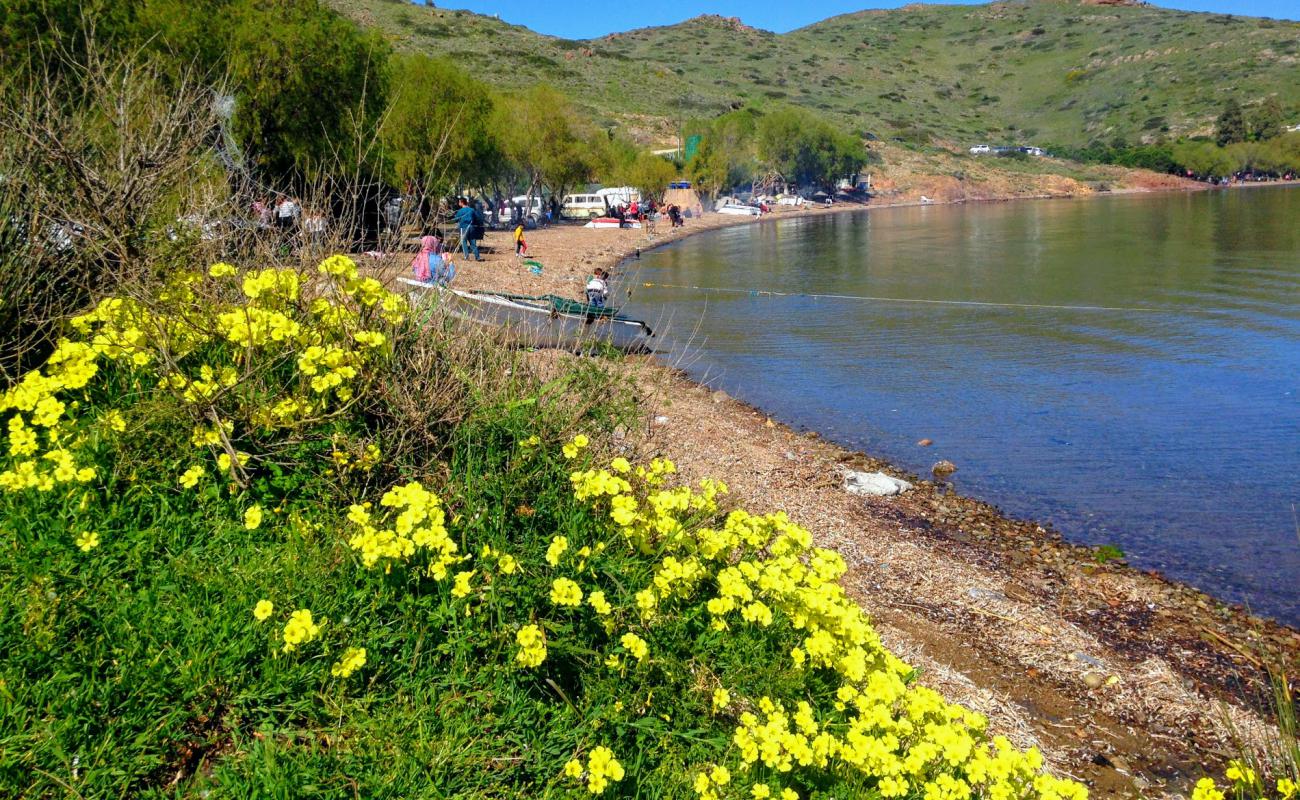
330,0,1299,149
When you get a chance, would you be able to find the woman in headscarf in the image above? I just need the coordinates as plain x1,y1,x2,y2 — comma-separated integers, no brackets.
411,234,454,285
410,235,440,281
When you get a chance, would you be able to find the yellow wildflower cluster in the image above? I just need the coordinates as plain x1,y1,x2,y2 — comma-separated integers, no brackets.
346,481,457,577
0,256,407,503
282,608,321,652
568,454,1089,800
0,340,100,491
564,746,625,795
1194,762,1296,800
331,647,367,678
551,577,583,607
516,624,547,668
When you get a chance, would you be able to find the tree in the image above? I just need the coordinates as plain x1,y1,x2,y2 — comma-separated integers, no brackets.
1249,97,1284,142
756,106,866,189
380,53,498,194
495,85,597,201
685,108,758,198
226,0,391,183
620,152,678,202
1215,99,1247,147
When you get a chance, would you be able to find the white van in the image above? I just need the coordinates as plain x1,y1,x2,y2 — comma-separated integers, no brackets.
561,193,608,220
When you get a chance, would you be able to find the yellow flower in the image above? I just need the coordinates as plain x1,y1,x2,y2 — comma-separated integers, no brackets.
330,647,367,678
520,434,541,449
451,570,475,598
751,785,771,799
1225,762,1256,786
515,624,547,668
564,759,584,778
562,434,590,459
208,262,238,277
584,746,624,795
781,790,798,800
1192,778,1224,800
244,505,263,530
620,632,648,661
282,608,320,652
179,465,204,488
253,599,274,621
546,536,569,567
551,578,583,607
588,591,612,615
75,531,100,552
497,554,518,575
712,688,731,711
1277,778,1297,799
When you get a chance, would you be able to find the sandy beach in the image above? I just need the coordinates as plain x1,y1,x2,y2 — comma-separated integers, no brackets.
377,190,1298,798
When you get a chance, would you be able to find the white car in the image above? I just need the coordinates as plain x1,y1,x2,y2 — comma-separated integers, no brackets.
969,144,991,154
776,195,804,207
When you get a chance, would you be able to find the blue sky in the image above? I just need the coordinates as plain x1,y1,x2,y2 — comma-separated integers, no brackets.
429,0,1299,38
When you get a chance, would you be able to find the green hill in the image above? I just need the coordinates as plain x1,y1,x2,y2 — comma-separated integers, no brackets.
329,0,1299,148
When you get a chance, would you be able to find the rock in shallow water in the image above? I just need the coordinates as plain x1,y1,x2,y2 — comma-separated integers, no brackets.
843,470,913,497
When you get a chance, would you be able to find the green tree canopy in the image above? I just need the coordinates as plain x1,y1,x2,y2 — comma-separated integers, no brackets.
756,106,866,189
686,108,759,197
226,0,390,183
1215,99,1247,147
380,53,498,193
1249,97,1284,142
495,85,597,199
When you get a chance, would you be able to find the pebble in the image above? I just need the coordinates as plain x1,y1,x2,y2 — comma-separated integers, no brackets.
917,438,933,447
653,415,669,426
711,390,730,404
1082,671,1106,689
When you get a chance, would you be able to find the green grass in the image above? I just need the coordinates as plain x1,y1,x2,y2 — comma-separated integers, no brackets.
328,0,1300,148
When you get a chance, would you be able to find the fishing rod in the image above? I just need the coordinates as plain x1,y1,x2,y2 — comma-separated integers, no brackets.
638,282,1165,314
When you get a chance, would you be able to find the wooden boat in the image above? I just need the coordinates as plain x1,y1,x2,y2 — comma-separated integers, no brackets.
399,278,655,353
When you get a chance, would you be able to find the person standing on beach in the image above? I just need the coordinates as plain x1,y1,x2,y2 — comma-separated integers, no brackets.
453,197,482,262
513,222,528,257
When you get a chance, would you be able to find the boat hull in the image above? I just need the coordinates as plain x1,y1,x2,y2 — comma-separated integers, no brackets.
401,280,654,353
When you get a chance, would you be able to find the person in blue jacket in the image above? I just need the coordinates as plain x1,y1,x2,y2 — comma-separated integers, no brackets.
453,197,483,261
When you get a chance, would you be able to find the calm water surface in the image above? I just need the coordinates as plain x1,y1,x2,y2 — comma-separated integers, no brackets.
626,187,1300,624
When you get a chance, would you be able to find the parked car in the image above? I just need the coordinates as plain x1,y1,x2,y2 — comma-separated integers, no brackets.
969,144,991,154
561,193,608,220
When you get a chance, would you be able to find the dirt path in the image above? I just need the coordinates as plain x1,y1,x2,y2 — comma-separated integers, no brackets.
374,192,1296,799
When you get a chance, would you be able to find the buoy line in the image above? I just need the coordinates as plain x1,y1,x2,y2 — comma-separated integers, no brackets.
639,282,1166,314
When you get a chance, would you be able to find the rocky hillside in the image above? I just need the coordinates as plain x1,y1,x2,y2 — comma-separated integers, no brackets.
329,0,1299,148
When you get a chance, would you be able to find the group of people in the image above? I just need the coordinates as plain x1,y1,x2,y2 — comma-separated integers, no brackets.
407,223,610,314
251,195,327,246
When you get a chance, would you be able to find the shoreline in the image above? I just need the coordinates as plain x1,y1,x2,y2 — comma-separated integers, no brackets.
379,182,1297,797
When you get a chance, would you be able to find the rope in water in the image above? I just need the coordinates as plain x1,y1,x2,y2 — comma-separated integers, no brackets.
639,282,1163,314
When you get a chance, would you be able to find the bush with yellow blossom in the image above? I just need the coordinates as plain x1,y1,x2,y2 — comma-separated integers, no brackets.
0,254,1143,799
